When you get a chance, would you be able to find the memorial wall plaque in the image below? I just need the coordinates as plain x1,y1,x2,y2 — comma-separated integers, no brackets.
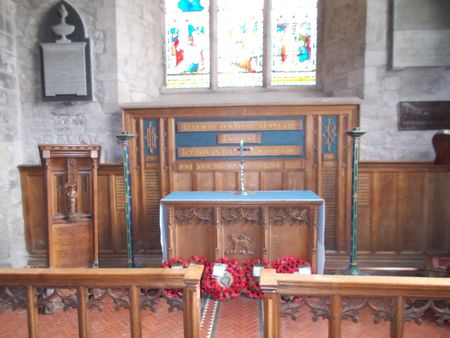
39,1,92,101
41,42,87,96
398,101,450,130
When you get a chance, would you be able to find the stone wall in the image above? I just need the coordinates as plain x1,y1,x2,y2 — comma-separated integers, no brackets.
361,0,450,160
0,0,22,267
116,0,162,102
320,0,366,98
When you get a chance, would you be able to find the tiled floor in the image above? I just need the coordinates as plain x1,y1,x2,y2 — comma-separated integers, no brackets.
0,295,449,337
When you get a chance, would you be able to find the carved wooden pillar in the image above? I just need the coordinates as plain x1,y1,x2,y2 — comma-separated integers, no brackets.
39,144,101,268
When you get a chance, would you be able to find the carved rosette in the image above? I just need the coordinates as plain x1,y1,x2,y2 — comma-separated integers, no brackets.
221,207,261,225
342,297,367,323
404,299,433,324
0,287,27,311
431,300,450,326
174,207,214,225
269,208,309,225
304,296,331,321
36,288,78,313
367,298,394,324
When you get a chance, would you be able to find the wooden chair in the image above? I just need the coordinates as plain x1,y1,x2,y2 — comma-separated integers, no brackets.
432,130,450,164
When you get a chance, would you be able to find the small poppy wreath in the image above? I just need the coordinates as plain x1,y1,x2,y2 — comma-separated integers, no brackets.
202,258,246,301
272,256,311,274
243,258,271,299
161,257,189,298
272,256,312,303
186,255,209,266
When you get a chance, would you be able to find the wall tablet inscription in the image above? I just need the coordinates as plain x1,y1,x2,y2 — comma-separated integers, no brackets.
175,117,305,160
39,1,92,101
398,101,450,130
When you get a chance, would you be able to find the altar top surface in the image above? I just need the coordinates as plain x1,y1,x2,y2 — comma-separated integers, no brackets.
161,190,323,203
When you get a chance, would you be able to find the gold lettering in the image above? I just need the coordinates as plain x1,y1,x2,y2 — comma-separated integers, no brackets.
177,120,303,132
177,146,302,158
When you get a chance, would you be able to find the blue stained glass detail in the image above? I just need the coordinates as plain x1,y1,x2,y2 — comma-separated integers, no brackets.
322,116,338,154
178,0,204,12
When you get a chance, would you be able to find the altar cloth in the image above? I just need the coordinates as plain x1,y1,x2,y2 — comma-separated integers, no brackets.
160,190,326,273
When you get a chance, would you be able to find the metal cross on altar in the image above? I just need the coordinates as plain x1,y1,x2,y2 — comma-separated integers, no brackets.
235,140,253,195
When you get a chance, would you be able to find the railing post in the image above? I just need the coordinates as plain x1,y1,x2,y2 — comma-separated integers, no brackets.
183,264,204,338
260,269,280,338
77,286,89,338
329,294,342,338
390,296,405,338
26,286,37,338
129,285,142,338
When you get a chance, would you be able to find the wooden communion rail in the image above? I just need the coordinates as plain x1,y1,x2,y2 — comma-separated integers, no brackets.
0,265,203,338
260,269,450,338
1,266,449,337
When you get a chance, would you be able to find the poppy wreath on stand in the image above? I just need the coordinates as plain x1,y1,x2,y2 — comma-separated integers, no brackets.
243,258,271,299
202,258,246,301
161,257,189,298
272,256,312,303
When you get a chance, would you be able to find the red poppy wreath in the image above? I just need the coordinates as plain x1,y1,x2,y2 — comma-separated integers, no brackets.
202,258,246,301
272,256,312,303
243,258,271,299
272,256,311,274
161,257,189,298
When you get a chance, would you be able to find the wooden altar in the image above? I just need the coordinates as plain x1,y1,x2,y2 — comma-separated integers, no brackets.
160,191,325,273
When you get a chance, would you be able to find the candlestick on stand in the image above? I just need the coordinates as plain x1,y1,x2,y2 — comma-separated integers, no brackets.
236,140,253,195
342,127,366,275
116,132,136,268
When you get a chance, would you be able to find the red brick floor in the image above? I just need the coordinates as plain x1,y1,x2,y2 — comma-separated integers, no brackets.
1,296,449,337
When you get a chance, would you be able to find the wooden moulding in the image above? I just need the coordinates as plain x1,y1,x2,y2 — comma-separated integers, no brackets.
0,265,204,338
260,269,450,338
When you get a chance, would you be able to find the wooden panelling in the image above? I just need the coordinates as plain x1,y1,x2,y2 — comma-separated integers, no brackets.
19,164,127,266
20,158,450,270
336,162,450,270
20,166,47,256
122,104,359,265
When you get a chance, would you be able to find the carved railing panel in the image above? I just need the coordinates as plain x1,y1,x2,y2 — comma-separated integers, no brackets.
260,270,450,338
0,266,203,337
0,287,27,311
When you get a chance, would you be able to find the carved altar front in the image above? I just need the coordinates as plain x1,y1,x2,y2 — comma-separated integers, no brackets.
160,191,325,273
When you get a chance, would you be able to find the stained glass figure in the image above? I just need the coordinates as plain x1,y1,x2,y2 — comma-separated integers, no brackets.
271,0,317,86
165,0,210,88
217,0,264,87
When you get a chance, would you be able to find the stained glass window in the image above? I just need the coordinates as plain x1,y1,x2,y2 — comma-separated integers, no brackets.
165,0,210,88
271,0,317,86
217,0,264,87
164,0,318,89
